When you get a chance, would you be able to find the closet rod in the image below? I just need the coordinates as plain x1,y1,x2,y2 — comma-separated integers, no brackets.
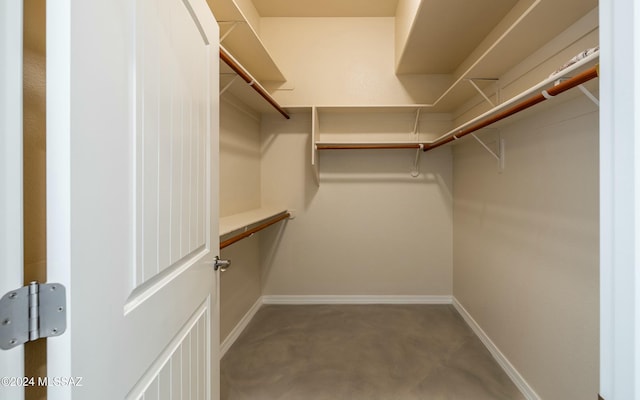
316,143,422,150
423,65,599,152
219,47,290,120
220,212,291,249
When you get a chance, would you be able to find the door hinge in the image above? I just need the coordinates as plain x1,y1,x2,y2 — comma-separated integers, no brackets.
0,282,67,350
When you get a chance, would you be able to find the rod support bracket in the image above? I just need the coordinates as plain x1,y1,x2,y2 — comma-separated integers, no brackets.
471,133,505,172
411,144,424,177
577,84,600,106
466,78,499,107
219,21,240,43
220,75,239,96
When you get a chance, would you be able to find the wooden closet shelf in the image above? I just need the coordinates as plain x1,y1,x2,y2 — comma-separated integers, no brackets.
220,46,290,119
219,208,291,249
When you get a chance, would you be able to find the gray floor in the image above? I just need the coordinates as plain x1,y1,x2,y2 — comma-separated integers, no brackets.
221,304,525,400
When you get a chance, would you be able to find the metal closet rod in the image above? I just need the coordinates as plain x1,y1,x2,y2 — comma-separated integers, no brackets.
314,65,599,152
316,143,422,150
422,65,599,152
219,47,290,120
220,212,291,249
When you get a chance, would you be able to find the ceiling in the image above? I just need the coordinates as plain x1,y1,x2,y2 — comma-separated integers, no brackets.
251,0,399,17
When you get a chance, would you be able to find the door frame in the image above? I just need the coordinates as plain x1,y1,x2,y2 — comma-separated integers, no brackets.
45,1,71,396
599,0,640,398
25,0,640,398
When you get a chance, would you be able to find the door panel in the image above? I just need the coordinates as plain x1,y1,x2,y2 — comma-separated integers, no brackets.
0,0,24,397
133,0,211,299
46,0,219,398
127,301,208,399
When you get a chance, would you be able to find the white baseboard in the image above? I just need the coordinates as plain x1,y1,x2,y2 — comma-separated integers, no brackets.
220,295,451,357
220,297,263,359
261,295,453,305
452,297,540,400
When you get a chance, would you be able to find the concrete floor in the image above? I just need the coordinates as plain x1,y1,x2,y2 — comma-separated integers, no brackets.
221,304,525,400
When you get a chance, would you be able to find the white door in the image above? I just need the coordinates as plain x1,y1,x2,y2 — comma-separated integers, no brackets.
0,0,25,398
47,0,220,399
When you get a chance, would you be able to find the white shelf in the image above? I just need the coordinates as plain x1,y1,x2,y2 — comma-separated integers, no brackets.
309,51,599,182
220,23,285,82
208,0,286,82
219,207,289,237
314,105,427,113
312,105,450,146
219,60,285,116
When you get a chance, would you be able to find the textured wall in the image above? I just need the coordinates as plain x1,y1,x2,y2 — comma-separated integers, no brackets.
452,95,599,399
259,113,453,296
219,99,262,342
260,17,451,105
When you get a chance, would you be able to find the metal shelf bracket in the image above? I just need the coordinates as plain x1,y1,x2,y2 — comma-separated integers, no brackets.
577,84,600,106
220,75,239,95
219,21,240,43
471,133,505,172
466,78,499,107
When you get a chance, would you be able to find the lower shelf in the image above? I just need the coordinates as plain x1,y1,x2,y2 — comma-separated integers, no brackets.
219,208,290,249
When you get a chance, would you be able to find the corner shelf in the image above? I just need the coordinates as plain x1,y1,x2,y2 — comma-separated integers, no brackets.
208,0,290,118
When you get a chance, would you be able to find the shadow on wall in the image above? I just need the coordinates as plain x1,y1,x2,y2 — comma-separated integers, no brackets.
259,221,289,288
315,147,449,186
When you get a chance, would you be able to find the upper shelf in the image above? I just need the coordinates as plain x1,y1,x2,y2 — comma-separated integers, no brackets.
207,0,286,82
312,51,599,152
219,46,290,119
428,3,598,113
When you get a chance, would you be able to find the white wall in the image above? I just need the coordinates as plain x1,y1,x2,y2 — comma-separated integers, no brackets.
219,98,262,341
252,16,454,297
219,98,261,217
259,113,453,296
260,17,451,106
452,94,599,400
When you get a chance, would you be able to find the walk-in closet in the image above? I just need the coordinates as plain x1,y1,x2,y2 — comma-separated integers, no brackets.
214,1,599,399
11,0,639,399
